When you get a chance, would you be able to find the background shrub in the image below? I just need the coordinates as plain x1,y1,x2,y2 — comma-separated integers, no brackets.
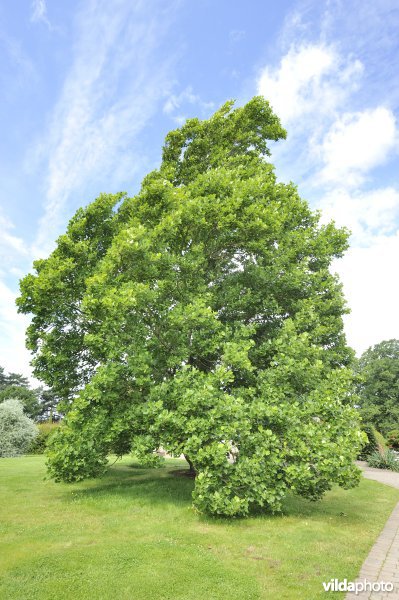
387,430,399,450
356,339,399,435
367,449,399,472
29,422,60,454
0,399,38,457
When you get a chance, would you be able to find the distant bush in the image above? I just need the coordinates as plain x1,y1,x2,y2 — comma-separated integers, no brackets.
387,430,399,450
29,422,60,454
367,449,399,472
357,424,379,459
0,399,38,457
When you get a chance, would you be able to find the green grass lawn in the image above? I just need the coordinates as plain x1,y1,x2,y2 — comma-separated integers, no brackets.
1,456,398,600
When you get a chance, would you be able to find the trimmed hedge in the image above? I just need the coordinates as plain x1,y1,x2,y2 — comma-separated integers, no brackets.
375,429,388,452
358,424,380,460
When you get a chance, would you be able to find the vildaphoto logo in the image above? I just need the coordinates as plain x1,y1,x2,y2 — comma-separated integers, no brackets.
322,579,394,594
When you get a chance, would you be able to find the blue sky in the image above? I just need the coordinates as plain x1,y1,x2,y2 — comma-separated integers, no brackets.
0,0,398,379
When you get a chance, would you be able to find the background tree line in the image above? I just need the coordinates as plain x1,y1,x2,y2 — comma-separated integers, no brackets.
0,366,59,422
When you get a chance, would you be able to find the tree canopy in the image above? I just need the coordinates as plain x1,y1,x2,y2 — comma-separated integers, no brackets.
17,97,363,516
357,339,399,435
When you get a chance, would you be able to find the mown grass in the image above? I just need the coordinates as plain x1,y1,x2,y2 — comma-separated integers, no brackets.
1,455,398,599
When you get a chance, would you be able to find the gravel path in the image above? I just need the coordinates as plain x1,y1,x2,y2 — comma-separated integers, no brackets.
358,461,399,490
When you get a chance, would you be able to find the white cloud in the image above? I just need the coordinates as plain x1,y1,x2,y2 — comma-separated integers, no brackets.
257,33,399,356
319,107,397,185
319,187,399,245
257,43,363,125
0,280,34,381
0,214,28,262
0,214,33,379
333,233,399,355
33,0,177,257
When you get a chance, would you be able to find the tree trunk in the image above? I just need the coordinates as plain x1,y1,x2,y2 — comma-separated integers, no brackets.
184,454,196,476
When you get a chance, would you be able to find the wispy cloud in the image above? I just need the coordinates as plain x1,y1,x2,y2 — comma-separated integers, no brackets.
0,0,180,380
30,0,52,29
33,0,179,257
229,30,246,43
163,85,214,124
164,86,200,114
0,31,38,96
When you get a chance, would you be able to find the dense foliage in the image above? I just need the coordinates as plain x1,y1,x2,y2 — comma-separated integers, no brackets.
0,399,38,457
28,422,60,454
387,430,399,450
356,339,399,435
17,97,363,516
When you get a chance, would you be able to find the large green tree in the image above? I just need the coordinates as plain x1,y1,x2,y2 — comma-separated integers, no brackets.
356,339,399,434
17,97,363,516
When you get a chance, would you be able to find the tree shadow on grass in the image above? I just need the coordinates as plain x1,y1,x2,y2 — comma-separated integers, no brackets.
64,460,377,525
67,461,195,508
